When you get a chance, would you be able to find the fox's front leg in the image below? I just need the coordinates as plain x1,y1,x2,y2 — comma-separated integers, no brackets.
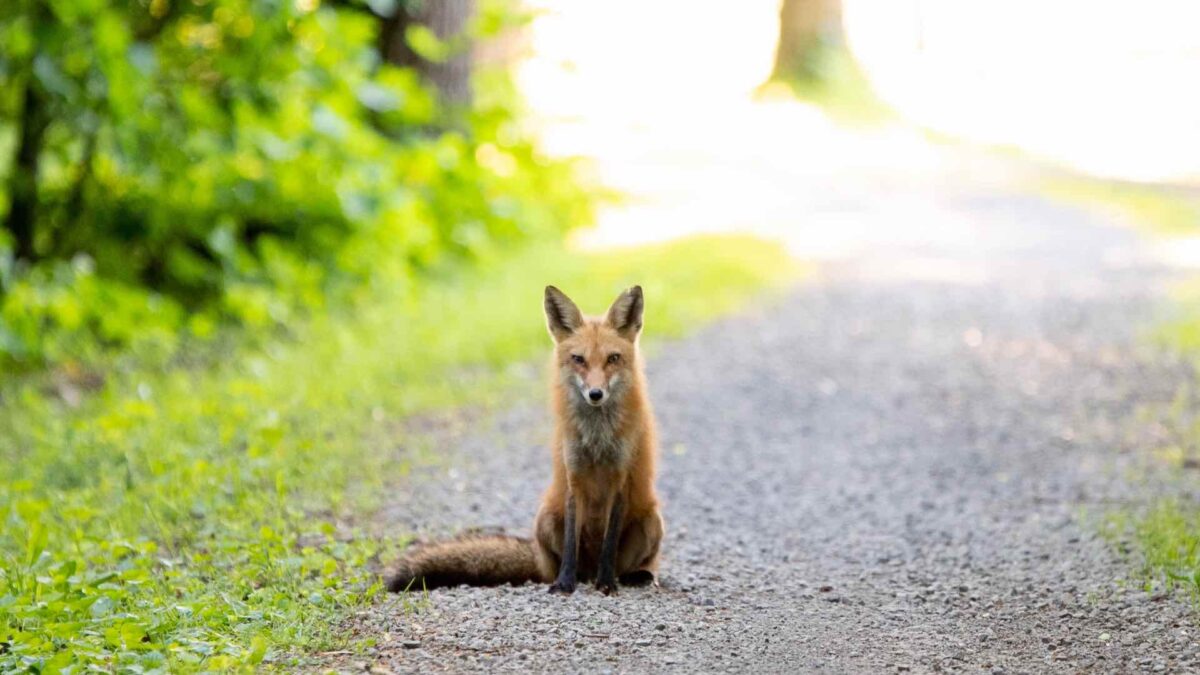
548,491,579,594
595,494,624,595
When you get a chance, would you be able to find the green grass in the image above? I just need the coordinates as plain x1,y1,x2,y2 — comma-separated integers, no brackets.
1134,502,1200,594
1038,175,1200,237
1027,171,1200,602
1104,380,1200,598
1118,271,1200,601
1040,171,1200,600
1147,279,1200,359
0,234,801,672
1104,503,1200,596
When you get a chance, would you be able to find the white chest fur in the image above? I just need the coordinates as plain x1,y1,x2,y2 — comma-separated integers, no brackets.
564,404,632,473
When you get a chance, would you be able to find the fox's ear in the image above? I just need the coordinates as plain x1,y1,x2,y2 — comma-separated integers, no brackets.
544,285,583,342
604,285,644,339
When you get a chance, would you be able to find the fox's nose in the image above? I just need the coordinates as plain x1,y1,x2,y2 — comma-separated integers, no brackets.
588,389,604,402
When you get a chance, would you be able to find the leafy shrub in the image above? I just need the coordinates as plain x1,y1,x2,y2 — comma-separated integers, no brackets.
0,254,183,368
0,0,597,369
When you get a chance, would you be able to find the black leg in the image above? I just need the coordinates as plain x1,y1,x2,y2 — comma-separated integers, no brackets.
548,493,578,594
595,495,623,595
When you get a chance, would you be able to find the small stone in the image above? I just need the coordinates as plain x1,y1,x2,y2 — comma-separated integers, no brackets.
1099,633,1111,642
402,640,420,649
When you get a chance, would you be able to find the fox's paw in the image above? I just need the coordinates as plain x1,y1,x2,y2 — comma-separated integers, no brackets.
618,570,656,587
595,578,619,596
548,579,576,595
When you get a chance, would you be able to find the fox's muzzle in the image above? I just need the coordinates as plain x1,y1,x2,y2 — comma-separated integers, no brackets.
578,370,609,407
578,379,607,406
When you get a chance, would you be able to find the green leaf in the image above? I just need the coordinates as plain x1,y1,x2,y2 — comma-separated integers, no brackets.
90,595,115,618
247,635,268,665
365,0,398,17
405,25,449,62
33,54,76,99
26,521,47,568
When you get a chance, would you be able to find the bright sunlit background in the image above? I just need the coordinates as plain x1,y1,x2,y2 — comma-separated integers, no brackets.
511,0,1200,262
521,0,1200,182
4,1,1200,670
842,0,1200,182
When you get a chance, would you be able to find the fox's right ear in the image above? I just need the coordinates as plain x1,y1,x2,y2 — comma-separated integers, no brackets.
544,285,583,342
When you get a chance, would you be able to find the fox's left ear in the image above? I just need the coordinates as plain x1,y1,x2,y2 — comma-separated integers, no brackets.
605,285,644,339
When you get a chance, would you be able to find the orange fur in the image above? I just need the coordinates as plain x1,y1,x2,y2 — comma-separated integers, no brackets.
534,285,664,593
387,285,663,595
385,534,540,591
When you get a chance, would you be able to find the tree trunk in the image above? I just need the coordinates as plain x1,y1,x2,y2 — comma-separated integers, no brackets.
380,0,476,108
5,77,50,263
771,0,842,82
51,124,100,258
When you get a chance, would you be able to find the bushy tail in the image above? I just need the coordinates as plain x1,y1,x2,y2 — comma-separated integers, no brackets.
386,534,543,592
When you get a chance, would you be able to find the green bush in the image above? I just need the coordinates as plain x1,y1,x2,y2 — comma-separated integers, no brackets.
0,255,182,364
0,0,596,369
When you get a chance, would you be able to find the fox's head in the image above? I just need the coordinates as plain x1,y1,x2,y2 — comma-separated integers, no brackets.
544,285,644,409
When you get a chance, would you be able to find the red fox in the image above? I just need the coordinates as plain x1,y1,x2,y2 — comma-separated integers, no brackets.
386,285,663,595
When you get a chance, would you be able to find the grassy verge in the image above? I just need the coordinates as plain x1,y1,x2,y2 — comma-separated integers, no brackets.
1103,503,1200,597
1152,280,1200,356
1121,320,1200,598
1060,177,1200,600
1130,502,1200,595
1037,174,1200,237
0,234,801,672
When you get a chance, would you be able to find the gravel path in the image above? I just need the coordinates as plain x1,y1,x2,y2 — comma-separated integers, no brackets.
332,189,1198,673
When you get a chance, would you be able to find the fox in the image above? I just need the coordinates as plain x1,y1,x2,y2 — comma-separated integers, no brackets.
386,285,663,595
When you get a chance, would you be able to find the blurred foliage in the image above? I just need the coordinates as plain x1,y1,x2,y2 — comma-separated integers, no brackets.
0,0,596,370
1152,278,1200,357
0,234,800,671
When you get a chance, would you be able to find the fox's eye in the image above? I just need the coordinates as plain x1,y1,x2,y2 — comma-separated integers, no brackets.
571,354,585,365
607,353,621,365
